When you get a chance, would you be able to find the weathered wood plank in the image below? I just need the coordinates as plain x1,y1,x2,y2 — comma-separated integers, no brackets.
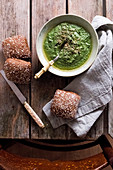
0,0,30,138
106,0,113,20
67,0,104,139
106,0,113,138
108,97,113,137
31,0,68,139
68,0,103,22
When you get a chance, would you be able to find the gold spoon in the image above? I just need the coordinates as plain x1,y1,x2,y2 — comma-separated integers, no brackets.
34,55,59,79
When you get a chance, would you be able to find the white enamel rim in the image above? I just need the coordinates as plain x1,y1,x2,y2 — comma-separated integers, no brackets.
36,14,98,77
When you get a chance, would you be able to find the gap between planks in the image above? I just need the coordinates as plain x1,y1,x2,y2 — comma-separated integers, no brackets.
29,0,32,139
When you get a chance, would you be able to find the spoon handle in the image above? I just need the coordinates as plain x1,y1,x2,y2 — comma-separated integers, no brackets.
34,60,54,79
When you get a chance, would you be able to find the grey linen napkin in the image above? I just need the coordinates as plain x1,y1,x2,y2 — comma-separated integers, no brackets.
43,16,113,137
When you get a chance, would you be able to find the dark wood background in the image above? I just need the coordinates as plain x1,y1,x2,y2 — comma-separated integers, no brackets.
0,0,113,139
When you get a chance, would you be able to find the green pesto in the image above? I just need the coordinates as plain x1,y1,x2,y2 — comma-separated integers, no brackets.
43,22,92,70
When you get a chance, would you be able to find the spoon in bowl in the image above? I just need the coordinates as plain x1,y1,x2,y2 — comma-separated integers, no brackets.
34,40,67,79
34,54,59,79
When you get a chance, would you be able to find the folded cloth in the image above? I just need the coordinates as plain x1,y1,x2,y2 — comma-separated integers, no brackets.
43,15,113,137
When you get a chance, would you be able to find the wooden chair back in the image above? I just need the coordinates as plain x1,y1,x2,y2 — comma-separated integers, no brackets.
0,134,113,169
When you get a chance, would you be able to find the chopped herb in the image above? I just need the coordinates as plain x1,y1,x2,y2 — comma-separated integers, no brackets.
43,22,92,70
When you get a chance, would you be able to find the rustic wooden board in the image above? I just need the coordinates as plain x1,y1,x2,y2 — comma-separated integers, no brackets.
31,0,106,139
31,0,68,139
108,97,113,137
68,0,103,22
0,0,111,139
106,0,113,20
106,0,113,138
0,0,30,138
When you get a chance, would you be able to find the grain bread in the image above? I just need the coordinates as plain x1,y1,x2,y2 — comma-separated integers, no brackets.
51,89,81,119
4,58,31,84
2,35,31,59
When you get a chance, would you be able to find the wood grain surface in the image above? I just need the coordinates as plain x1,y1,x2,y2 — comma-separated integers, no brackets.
67,0,104,140
106,0,113,20
0,0,113,139
106,0,113,138
30,0,106,139
68,0,103,22
0,0,30,138
31,0,68,139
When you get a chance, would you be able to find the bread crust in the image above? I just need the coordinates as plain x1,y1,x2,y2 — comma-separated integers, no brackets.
51,89,81,119
2,35,31,59
4,58,31,84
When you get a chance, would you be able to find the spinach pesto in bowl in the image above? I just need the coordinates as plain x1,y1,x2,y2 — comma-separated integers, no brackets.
43,22,92,70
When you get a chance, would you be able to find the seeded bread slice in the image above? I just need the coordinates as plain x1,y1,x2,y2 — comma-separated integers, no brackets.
51,89,81,119
2,35,31,59
4,58,31,84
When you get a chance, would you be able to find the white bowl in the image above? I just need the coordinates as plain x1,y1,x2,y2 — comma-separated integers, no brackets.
36,14,98,77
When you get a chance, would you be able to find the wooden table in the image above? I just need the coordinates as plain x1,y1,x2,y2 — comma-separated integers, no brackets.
0,0,113,139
